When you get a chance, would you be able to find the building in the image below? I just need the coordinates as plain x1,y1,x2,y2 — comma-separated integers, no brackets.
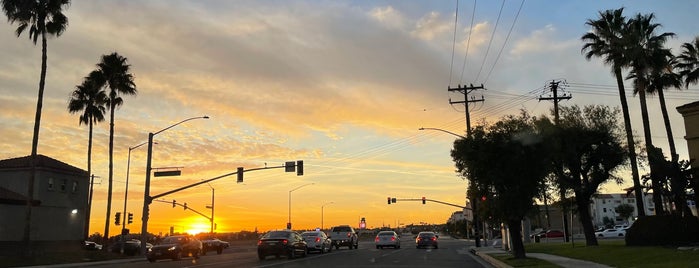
677,101,699,169
0,155,89,247
590,193,655,227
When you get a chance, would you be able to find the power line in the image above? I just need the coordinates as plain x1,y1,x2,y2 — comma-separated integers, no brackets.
473,0,505,83
459,0,477,85
483,0,525,84
448,0,460,86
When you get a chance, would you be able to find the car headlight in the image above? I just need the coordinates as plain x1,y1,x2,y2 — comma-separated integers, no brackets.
168,246,177,251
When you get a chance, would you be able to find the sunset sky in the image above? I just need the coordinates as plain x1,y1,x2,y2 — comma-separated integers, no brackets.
1,1,698,237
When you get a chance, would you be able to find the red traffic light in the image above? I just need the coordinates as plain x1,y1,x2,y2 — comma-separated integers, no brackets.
422,197,426,204
481,196,487,201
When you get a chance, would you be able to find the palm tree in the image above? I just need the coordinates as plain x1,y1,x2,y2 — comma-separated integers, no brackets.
68,71,107,240
2,0,70,249
678,36,699,87
94,52,137,242
625,12,675,215
581,8,646,217
644,55,682,163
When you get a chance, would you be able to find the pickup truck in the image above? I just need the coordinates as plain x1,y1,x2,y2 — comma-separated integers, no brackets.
329,225,358,250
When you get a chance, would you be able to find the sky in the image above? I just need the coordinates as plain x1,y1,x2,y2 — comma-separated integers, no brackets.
1,0,698,237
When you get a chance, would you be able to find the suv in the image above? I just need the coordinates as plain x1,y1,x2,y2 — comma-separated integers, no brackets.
329,225,358,250
147,235,202,262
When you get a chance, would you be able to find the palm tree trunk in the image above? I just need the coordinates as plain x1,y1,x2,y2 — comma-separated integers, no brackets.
614,67,646,217
84,121,93,240
637,85,665,215
104,106,115,243
656,89,677,162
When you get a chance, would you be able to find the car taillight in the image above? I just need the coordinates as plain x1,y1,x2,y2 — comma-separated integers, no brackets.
391,237,395,241
316,237,321,243
257,240,263,246
416,237,422,241
375,237,379,242
431,237,436,241
347,233,351,238
282,239,288,245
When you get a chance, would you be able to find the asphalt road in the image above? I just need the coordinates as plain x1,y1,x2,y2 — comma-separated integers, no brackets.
97,236,492,268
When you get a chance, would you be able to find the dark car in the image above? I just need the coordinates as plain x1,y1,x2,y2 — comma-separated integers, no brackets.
257,230,307,260
415,231,438,249
537,230,565,238
109,239,151,256
201,237,228,255
147,235,202,262
83,241,102,251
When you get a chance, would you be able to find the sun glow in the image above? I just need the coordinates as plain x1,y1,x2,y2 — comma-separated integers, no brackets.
185,222,211,235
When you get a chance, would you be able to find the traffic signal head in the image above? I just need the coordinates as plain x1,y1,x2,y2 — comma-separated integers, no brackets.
237,167,244,183
184,202,188,210
172,200,176,208
388,197,391,204
481,196,486,201
422,197,426,204
114,212,121,225
296,160,304,176
127,213,133,224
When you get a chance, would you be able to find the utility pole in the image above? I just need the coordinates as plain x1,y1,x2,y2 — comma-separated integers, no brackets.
448,83,485,247
539,80,572,242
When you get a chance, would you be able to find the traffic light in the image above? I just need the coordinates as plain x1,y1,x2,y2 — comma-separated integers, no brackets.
127,213,133,224
422,197,426,204
237,167,244,183
184,202,188,210
481,196,487,201
114,212,121,225
387,197,391,204
296,160,304,176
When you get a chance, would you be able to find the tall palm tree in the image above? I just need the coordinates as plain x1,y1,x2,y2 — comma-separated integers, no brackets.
95,52,137,242
68,71,107,240
644,55,682,163
625,12,675,215
581,8,646,217
678,36,699,87
2,0,70,249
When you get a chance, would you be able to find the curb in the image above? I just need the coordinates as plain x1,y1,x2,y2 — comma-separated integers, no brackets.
470,246,513,268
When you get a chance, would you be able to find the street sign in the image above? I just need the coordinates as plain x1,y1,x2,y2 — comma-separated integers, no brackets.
154,170,181,177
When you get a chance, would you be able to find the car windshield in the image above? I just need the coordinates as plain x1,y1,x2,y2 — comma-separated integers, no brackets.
263,231,291,239
161,236,184,244
378,232,394,236
419,233,435,238
301,233,318,237
333,227,351,232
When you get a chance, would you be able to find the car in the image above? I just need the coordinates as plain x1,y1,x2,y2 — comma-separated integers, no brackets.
329,225,358,250
537,230,564,238
147,235,202,262
301,231,332,253
375,230,401,249
530,230,547,239
257,230,308,260
415,231,438,249
83,241,102,251
595,228,626,238
200,237,228,255
109,239,151,256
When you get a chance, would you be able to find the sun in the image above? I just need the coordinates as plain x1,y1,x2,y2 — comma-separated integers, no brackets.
185,222,210,235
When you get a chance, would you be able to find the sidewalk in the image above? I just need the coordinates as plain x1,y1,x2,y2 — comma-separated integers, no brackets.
471,246,611,268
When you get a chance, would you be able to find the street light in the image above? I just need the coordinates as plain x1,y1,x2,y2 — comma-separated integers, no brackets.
122,141,152,235
206,183,215,234
418,127,466,139
140,115,209,254
321,201,334,230
288,182,314,230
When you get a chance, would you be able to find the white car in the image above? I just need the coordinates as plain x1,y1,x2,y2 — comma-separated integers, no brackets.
375,230,401,249
301,231,332,253
595,228,626,238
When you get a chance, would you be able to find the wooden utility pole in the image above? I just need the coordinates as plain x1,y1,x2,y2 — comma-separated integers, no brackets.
539,80,572,242
448,84,485,247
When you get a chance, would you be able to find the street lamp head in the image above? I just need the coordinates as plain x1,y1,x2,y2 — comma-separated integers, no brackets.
419,127,425,130
203,115,210,119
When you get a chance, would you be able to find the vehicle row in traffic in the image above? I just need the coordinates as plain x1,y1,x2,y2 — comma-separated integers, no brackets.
415,231,438,249
201,237,229,255
329,225,359,249
301,230,333,253
375,230,401,249
147,235,202,262
257,230,308,260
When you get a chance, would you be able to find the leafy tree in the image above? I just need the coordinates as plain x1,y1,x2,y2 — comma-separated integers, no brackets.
452,111,550,259
616,204,635,224
89,52,137,241
2,0,70,249
539,105,627,246
581,8,645,217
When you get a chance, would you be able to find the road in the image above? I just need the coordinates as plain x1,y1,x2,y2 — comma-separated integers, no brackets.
101,236,492,268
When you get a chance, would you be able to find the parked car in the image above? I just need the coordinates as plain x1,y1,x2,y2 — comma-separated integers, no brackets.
201,237,228,255
147,235,202,262
595,228,626,238
257,230,307,260
415,231,438,249
375,230,401,249
537,230,564,238
301,231,332,253
530,230,547,239
329,225,358,250
83,241,102,251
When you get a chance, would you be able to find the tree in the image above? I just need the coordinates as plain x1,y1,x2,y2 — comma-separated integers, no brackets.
68,70,107,239
616,204,635,224
678,36,699,87
539,105,627,246
2,0,70,251
581,8,646,217
452,111,550,259
625,12,675,215
92,52,137,241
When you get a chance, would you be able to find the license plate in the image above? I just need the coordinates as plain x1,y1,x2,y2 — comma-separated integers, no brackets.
266,241,276,244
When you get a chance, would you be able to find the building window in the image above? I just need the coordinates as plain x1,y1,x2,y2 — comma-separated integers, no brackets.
603,208,607,213
628,199,635,203
615,200,621,204
61,179,67,192
602,200,606,204
72,181,78,193
48,178,54,191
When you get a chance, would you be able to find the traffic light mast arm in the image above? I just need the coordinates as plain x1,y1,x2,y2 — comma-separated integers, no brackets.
391,198,470,210
153,199,212,221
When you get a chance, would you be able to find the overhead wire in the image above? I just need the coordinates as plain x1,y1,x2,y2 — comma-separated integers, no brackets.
483,0,525,84
473,0,505,83
448,0,460,86
458,0,477,85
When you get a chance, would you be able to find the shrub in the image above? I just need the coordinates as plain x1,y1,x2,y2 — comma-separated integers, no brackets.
625,215,699,246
